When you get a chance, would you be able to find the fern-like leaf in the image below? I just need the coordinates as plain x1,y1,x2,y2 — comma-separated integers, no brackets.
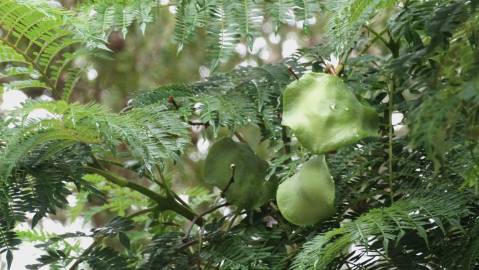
266,0,295,33
324,0,397,52
294,0,321,33
232,0,262,49
207,0,239,70
79,0,157,39
292,192,472,269
175,0,203,54
0,101,189,180
0,0,84,99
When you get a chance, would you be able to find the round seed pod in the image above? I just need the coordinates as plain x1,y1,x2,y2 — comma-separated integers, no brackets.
276,156,335,226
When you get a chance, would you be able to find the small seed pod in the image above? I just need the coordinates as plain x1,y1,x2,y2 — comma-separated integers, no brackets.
276,155,335,226
203,138,276,209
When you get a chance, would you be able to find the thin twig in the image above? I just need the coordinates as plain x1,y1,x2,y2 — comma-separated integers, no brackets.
168,95,180,109
177,239,198,250
388,78,395,203
281,126,291,154
68,207,157,270
234,132,247,143
365,25,391,50
185,203,230,238
146,165,168,190
68,240,100,270
227,213,240,230
127,206,158,219
156,167,193,211
188,121,208,126
221,164,236,198
153,165,174,197
342,47,354,66
287,66,299,80
360,28,389,55
334,47,354,76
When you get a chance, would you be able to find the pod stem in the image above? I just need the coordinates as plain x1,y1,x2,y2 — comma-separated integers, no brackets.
287,66,299,80
221,164,236,197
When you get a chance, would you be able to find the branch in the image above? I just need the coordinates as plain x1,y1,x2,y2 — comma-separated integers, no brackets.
68,240,100,270
154,166,194,212
185,202,230,238
281,126,291,154
127,206,159,219
386,29,400,203
84,166,201,225
360,28,388,55
364,25,390,50
387,77,395,203
287,66,299,80
234,132,247,143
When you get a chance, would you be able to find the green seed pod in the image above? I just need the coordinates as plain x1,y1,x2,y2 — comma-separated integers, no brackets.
203,138,276,209
276,156,335,226
282,72,378,154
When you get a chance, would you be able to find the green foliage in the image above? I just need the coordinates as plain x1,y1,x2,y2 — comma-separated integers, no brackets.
292,191,472,269
0,142,90,264
76,0,158,40
26,216,135,269
171,0,319,68
132,62,299,138
1,101,189,179
138,219,289,269
0,0,478,269
83,246,132,270
324,0,397,53
0,0,84,100
81,0,320,67
266,0,295,33
293,0,321,33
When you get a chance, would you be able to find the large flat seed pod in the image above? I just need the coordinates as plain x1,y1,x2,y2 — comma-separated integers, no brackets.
282,73,378,154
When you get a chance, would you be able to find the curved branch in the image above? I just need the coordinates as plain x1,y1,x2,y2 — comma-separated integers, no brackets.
84,166,202,225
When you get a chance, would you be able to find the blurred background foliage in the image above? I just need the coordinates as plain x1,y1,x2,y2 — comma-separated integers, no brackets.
67,0,325,110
